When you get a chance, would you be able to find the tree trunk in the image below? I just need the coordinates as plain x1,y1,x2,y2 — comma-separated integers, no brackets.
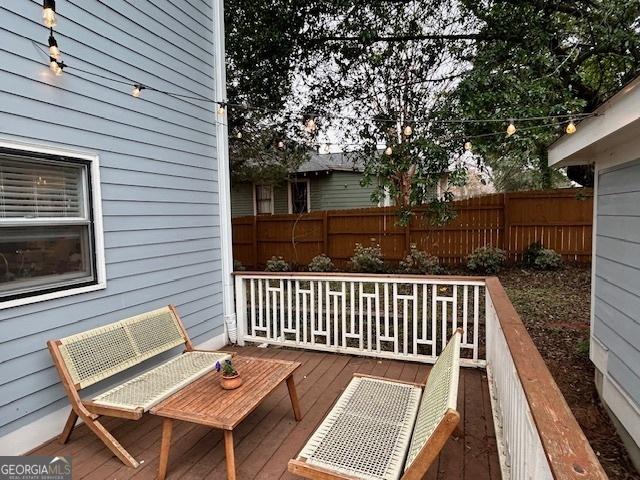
538,146,553,189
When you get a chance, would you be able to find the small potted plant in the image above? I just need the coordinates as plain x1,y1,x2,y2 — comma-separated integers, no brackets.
216,358,242,390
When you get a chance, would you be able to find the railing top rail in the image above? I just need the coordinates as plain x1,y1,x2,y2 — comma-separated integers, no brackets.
233,271,487,285
485,277,606,480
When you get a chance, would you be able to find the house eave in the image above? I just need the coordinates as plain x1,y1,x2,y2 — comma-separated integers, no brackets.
548,75,640,168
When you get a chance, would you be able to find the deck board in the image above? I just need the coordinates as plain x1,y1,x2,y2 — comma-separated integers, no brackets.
30,346,500,480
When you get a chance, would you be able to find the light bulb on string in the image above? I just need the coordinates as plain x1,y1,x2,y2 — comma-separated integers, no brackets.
566,119,576,134
506,120,516,136
49,57,62,76
464,141,472,151
385,146,393,156
403,125,413,137
278,141,285,149
48,31,60,60
217,104,225,116
236,131,242,139
43,0,56,27
305,118,317,133
131,84,145,97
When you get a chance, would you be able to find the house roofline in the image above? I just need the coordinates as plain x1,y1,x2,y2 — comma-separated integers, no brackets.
548,73,640,167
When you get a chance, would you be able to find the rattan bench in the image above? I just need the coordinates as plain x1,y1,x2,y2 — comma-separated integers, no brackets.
47,305,229,468
289,329,462,480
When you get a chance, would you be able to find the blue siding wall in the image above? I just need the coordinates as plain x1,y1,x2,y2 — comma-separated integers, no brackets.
0,0,223,437
595,158,640,407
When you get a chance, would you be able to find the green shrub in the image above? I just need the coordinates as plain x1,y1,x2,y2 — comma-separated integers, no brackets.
576,339,590,357
466,246,507,274
399,245,442,274
265,256,290,272
233,259,246,272
308,254,335,272
350,242,385,273
522,241,544,266
533,248,562,270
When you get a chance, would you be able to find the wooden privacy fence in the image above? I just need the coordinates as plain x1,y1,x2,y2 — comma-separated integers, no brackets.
232,188,593,268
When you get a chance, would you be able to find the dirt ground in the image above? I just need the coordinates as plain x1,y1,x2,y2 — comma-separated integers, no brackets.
496,265,639,479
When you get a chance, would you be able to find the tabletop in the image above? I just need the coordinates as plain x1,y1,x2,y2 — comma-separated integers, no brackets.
150,355,301,430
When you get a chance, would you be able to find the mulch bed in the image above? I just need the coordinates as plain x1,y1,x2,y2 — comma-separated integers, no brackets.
496,265,639,479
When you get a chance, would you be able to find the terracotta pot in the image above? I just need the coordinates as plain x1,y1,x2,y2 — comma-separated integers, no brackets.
221,373,242,390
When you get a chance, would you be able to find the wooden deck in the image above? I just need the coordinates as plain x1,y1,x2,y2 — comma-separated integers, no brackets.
31,346,501,480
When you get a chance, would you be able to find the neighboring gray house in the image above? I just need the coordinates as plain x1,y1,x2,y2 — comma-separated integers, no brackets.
548,74,640,468
231,151,486,217
231,152,384,216
0,0,234,456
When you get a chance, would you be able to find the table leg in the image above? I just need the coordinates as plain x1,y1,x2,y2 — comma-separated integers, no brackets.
224,430,236,480
157,418,173,480
286,375,302,421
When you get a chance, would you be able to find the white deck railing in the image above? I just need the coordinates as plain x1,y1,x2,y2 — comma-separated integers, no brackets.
233,272,606,480
234,272,485,367
485,288,552,480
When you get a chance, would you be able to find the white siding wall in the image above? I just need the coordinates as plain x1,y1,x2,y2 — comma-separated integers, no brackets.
0,0,224,444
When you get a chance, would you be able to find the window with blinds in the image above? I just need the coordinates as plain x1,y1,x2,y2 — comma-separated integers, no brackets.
0,151,96,301
255,184,273,215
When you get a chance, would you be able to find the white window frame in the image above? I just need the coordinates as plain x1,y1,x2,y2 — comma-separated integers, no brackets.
288,178,311,214
0,139,106,310
253,183,274,215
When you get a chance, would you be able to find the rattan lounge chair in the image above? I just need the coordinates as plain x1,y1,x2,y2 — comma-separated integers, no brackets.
47,305,229,468
289,328,462,480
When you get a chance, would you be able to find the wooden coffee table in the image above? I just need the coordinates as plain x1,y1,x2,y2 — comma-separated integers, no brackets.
151,355,302,480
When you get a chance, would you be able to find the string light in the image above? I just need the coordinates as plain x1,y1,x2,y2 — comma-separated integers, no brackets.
48,30,60,59
305,118,317,133
385,146,393,155
217,104,225,116
49,57,63,76
131,84,145,97
31,37,598,131
403,125,413,137
464,141,473,151
278,140,285,149
236,131,242,139
566,119,576,134
506,120,516,136
43,0,56,28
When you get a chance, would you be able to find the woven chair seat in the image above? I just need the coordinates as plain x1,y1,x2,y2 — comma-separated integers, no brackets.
300,377,422,480
90,351,229,411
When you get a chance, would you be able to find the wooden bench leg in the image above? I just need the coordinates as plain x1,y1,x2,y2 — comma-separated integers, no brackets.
59,410,78,444
84,417,139,468
157,418,174,480
224,430,236,480
286,375,302,421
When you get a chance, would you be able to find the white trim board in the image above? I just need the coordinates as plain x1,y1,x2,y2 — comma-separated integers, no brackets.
0,332,228,456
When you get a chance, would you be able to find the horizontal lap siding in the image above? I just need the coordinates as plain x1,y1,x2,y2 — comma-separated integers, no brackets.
595,158,640,408
311,172,377,211
0,0,223,436
231,182,254,217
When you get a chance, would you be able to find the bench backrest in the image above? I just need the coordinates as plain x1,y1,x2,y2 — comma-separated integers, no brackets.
55,306,189,389
402,329,462,479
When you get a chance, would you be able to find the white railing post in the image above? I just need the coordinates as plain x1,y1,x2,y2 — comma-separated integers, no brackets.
234,275,246,346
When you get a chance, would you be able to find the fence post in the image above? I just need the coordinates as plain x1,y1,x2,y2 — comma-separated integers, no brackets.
503,193,511,261
252,216,258,269
323,210,329,254
405,222,411,254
